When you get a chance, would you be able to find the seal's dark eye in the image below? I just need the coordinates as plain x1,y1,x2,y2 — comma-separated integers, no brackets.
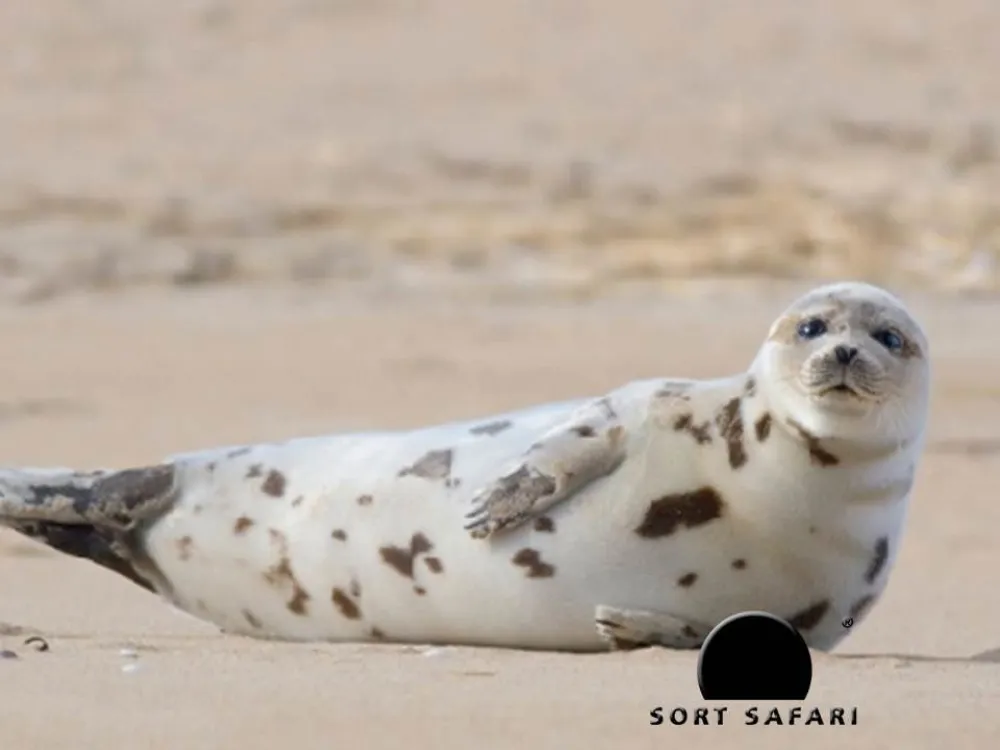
797,318,827,340
872,328,903,352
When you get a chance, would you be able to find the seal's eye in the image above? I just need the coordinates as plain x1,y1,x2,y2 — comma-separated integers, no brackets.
796,318,827,340
872,328,903,352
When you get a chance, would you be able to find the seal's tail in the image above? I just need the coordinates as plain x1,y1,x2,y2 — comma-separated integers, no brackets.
0,464,179,592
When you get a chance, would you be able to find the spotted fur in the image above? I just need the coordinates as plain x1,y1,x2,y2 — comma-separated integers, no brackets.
634,488,725,539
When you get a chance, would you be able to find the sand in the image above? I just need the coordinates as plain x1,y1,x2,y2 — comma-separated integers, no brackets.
0,285,999,748
3,0,1000,299
2,1,1000,747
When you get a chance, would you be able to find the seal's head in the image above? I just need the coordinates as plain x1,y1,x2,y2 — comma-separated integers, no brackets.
754,281,930,448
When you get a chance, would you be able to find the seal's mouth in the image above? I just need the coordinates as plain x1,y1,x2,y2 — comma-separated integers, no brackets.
827,384,856,395
802,353,881,403
817,380,861,398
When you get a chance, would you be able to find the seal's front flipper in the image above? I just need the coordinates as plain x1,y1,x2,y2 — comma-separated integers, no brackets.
0,465,178,593
463,396,629,539
594,604,711,651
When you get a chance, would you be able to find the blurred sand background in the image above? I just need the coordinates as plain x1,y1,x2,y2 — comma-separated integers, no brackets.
1,1,1000,748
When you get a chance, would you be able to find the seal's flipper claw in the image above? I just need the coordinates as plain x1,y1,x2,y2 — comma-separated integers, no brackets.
464,395,629,540
461,506,493,538
0,465,179,592
594,605,711,651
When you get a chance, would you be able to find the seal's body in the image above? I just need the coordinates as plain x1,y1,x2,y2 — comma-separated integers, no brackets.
0,282,931,652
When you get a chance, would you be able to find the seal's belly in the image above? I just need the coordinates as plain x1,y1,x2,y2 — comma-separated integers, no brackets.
142,405,906,651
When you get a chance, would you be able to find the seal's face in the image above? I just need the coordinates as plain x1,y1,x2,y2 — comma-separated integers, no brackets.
757,282,930,443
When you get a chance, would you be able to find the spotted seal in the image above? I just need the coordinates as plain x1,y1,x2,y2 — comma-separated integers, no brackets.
0,281,930,651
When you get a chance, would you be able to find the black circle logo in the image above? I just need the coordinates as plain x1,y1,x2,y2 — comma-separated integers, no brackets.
697,611,812,701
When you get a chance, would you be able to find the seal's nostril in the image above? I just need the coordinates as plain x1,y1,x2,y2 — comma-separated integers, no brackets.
834,345,858,364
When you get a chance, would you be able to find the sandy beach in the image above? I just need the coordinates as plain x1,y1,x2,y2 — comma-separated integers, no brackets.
1,286,999,748
1,1,1000,747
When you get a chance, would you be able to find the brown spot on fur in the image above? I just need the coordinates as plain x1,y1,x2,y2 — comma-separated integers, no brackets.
331,529,347,542
681,625,699,639
331,588,361,620
380,547,413,578
533,516,555,533
470,420,513,436
176,535,193,561
677,572,698,587
264,557,297,592
634,487,725,538
233,516,254,535
900,337,923,360
350,579,361,598
357,494,373,506
246,463,263,479
768,313,806,345
242,609,262,629
849,594,877,620
291,495,304,508
287,585,310,615
731,558,747,570
754,412,772,442
424,556,443,573
379,533,435,579
655,381,693,400
672,413,713,445
788,600,830,631
744,376,756,396
370,627,386,640
864,537,889,584
511,548,556,578
715,397,747,469
787,419,840,466
261,469,287,497
414,586,426,595
264,529,311,616
410,532,432,556
572,425,596,438
398,449,453,480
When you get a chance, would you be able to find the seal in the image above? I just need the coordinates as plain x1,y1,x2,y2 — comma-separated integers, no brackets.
0,281,931,652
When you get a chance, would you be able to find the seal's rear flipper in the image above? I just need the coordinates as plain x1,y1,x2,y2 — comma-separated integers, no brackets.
0,465,179,594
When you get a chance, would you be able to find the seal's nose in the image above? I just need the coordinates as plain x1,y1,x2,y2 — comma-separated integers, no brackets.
834,345,858,364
